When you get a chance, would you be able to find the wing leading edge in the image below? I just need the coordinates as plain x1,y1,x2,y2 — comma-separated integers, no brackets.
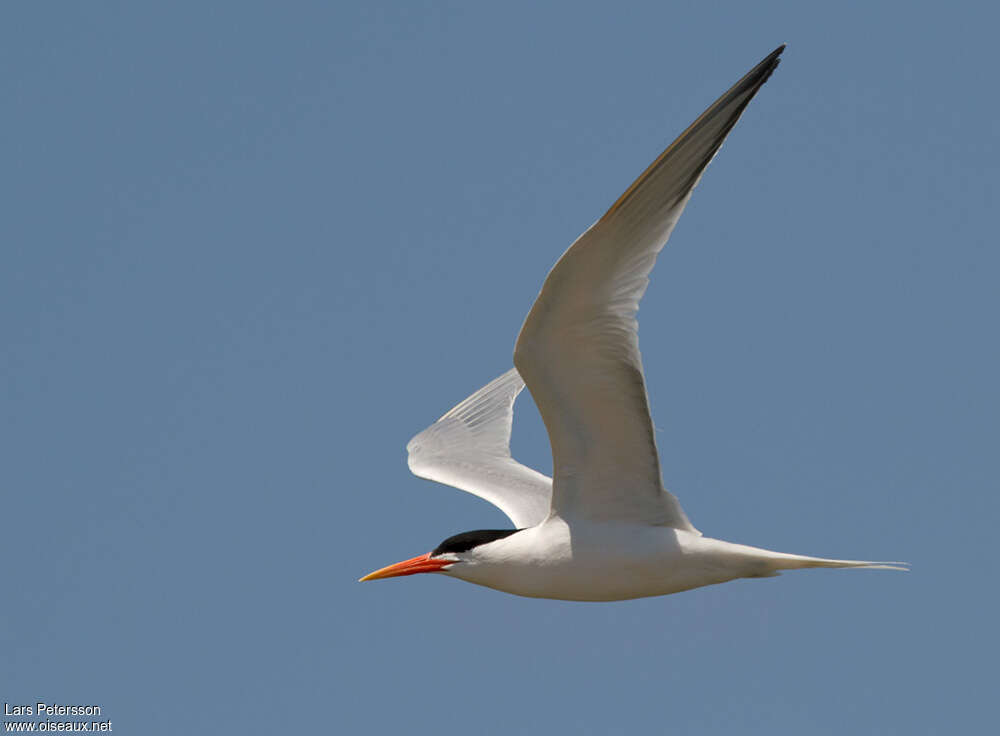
513,46,784,527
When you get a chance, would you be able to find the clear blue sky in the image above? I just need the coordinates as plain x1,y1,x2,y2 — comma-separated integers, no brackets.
3,2,996,734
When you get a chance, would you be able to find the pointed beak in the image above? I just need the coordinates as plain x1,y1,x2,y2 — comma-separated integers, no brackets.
359,552,454,582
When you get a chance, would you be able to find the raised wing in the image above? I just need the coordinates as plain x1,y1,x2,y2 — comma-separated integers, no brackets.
406,368,552,529
514,45,784,527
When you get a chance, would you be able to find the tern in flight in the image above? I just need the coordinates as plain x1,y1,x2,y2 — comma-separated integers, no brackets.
361,45,906,601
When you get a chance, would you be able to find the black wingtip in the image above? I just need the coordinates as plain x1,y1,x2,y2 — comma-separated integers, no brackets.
761,43,786,71
764,44,786,63
597,44,787,223
741,44,786,95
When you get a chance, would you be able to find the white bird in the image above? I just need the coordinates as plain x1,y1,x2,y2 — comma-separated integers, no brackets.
361,45,906,601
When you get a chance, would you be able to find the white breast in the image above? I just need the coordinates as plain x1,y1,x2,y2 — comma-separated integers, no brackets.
442,518,759,601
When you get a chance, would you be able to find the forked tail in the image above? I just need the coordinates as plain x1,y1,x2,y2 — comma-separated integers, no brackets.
698,538,908,578
762,550,909,573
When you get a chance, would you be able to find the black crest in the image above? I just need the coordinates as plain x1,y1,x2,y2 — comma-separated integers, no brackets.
432,529,520,556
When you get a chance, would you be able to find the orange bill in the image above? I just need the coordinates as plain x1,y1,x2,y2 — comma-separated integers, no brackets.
359,553,453,582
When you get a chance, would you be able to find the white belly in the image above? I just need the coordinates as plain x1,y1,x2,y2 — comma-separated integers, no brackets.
444,518,774,602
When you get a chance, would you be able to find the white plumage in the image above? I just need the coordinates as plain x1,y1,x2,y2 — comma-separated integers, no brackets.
406,368,550,529
361,45,907,601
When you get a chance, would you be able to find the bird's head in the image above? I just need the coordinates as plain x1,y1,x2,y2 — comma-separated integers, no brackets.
359,529,520,582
